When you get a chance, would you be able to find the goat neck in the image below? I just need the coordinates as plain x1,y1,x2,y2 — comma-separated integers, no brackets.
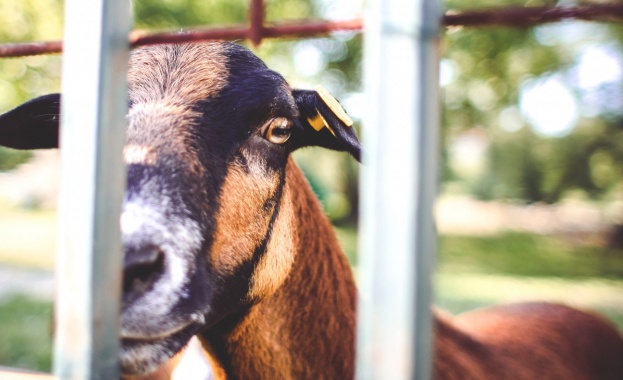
199,159,357,380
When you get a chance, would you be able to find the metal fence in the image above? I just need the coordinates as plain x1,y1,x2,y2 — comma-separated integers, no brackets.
0,0,622,379
2,3,623,57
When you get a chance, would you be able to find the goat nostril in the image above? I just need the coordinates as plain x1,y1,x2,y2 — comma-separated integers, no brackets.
123,246,165,298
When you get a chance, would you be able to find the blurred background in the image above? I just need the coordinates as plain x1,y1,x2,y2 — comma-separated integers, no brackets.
1,0,622,372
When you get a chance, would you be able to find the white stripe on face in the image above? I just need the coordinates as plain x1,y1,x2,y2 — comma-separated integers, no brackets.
123,144,158,165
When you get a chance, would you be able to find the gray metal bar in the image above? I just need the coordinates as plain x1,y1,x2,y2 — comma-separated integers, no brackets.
54,0,130,379
357,0,440,378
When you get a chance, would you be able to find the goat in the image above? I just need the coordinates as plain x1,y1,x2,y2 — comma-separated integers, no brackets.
1,41,622,379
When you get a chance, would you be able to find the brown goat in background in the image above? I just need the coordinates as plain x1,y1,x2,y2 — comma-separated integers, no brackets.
0,41,622,379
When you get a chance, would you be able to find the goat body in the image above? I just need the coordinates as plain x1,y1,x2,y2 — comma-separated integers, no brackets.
435,303,623,379
0,41,622,380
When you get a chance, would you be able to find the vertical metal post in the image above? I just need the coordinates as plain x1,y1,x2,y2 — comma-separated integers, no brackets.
54,0,130,379
357,0,440,378
249,0,265,46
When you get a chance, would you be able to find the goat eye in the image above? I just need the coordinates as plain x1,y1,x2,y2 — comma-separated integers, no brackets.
262,117,292,145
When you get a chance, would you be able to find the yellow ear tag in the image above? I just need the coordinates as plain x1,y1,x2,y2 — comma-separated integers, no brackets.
307,110,336,136
315,85,353,127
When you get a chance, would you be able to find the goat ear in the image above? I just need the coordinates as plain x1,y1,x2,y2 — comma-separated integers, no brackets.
291,87,361,162
0,93,61,150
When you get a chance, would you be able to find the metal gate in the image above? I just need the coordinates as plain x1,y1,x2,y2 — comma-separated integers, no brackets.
0,0,622,379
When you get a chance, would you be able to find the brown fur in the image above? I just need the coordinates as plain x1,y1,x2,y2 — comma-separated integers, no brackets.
140,157,623,379
210,159,283,275
200,159,357,379
434,303,623,379
248,167,297,301
197,158,623,380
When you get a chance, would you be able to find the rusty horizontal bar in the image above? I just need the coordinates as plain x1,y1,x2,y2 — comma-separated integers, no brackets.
262,19,363,38
0,19,363,58
131,19,364,47
3,4,623,58
443,4,623,27
0,40,62,58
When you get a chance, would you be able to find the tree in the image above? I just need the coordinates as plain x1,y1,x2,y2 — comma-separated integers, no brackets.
442,1,623,203
0,0,63,171
6,0,622,205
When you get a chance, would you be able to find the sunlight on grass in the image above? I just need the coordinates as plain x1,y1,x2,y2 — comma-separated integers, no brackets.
435,272,623,328
439,232,623,278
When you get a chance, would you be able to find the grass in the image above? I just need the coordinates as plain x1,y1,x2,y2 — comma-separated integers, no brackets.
438,232,623,279
435,272,623,327
0,296,52,372
336,229,623,328
0,204,55,371
437,232,623,328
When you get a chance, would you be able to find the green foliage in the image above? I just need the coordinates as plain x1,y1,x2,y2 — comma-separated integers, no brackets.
443,1,623,203
470,116,623,203
442,13,569,202
133,0,316,29
0,0,63,110
334,225,358,265
443,27,561,131
0,0,62,171
442,1,565,136
133,0,247,29
0,296,53,372
0,148,31,172
294,147,360,224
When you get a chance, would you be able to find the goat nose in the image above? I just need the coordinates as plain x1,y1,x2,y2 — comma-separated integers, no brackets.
123,244,165,299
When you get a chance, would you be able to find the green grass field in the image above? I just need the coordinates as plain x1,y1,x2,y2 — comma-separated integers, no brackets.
1,207,622,372
0,296,52,372
439,232,623,279
437,232,623,327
